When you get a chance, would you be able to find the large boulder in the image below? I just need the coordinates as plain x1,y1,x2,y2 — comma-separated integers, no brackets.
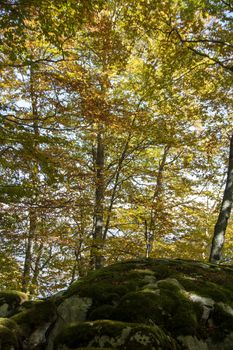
1,259,233,349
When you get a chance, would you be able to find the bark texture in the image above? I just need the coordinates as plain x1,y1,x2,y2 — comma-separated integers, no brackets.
209,133,233,263
92,125,105,269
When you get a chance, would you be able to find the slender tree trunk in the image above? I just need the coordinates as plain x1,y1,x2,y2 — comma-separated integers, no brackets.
22,210,37,292
103,120,135,240
91,124,105,269
22,64,40,292
209,133,233,264
30,242,43,295
146,145,170,257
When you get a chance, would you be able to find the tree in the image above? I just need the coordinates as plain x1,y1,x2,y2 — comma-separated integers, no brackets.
209,133,233,263
0,0,233,294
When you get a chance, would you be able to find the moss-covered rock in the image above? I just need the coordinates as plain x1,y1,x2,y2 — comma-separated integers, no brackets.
62,259,233,349
0,291,28,317
12,300,57,349
0,317,24,350
46,295,92,350
54,320,179,349
0,324,18,349
2,259,233,349
71,348,114,350
111,287,202,336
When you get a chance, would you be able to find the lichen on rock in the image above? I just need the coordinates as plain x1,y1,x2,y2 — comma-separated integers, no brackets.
54,320,179,350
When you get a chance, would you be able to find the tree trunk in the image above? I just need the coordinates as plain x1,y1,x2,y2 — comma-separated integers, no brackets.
22,64,39,292
91,124,105,269
30,242,43,295
146,145,170,258
103,120,135,240
209,133,233,263
22,210,37,293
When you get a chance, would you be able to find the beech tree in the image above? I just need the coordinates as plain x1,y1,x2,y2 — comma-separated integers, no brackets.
210,134,233,263
0,0,233,294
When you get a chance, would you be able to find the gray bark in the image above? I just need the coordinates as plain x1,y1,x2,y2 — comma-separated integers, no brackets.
22,210,37,292
22,65,39,292
209,133,233,263
91,125,105,269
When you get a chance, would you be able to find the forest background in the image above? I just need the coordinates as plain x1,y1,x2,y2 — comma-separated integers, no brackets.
0,0,232,297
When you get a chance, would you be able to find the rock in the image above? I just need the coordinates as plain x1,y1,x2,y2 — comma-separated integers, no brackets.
12,300,57,349
54,320,179,349
178,335,208,350
0,291,28,317
1,258,233,349
0,304,9,318
0,320,19,350
46,296,92,350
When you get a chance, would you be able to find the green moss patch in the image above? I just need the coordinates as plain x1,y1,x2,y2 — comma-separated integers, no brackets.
66,264,157,317
0,324,18,348
2,259,233,349
0,290,28,317
88,304,115,321
0,317,20,331
210,303,233,342
0,291,27,305
74,348,114,350
178,277,233,305
61,259,233,343
112,286,202,336
55,320,179,350
12,300,57,337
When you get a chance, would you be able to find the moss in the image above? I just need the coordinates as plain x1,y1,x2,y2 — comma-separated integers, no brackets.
178,278,233,304
67,258,232,316
66,262,157,300
66,266,152,313
112,285,202,337
0,318,21,349
74,348,114,350
19,299,41,309
12,300,56,336
0,291,28,317
0,317,20,334
210,303,233,342
55,320,178,350
88,304,115,321
125,325,178,350
55,322,99,349
3,259,233,349
111,290,160,324
156,279,183,293
78,282,120,304
0,324,18,348
0,291,27,305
